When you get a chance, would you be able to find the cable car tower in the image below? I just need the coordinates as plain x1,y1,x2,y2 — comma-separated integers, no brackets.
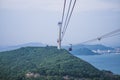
57,0,77,50
57,0,120,50
57,22,62,49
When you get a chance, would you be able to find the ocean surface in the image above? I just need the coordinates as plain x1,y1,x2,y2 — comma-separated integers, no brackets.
76,54,120,75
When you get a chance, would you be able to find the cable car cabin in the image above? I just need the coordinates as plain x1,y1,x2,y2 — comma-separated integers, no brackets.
69,47,72,51
69,44,72,51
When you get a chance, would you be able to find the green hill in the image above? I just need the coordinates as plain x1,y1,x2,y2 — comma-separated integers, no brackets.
0,46,119,80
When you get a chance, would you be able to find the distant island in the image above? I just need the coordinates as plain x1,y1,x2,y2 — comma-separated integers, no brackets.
70,47,97,55
0,46,120,80
0,42,45,52
64,44,120,55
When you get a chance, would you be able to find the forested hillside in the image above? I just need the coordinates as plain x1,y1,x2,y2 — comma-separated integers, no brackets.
0,46,119,80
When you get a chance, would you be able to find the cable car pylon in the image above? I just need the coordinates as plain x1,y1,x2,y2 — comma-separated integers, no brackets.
57,22,62,49
57,0,77,50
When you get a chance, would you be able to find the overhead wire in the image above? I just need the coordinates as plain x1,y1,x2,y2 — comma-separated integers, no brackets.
102,32,120,39
100,29,120,39
61,0,66,27
57,0,66,45
81,28,120,44
61,0,77,41
59,0,119,46
62,0,72,37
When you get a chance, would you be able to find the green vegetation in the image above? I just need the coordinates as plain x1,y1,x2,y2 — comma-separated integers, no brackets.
0,46,119,80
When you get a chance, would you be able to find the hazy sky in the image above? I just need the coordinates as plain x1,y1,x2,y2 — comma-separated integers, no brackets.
0,0,120,47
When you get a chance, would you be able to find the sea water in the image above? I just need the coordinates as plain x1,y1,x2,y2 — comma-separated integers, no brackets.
76,54,120,75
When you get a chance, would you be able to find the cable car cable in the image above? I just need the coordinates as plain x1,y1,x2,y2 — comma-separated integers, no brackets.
61,0,66,27
62,0,77,41
81,28,120,44
62,0,72,35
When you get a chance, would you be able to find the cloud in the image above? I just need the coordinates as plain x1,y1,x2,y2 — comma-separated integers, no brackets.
0,0,120,12
76,0,120,12
0,0,62,12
